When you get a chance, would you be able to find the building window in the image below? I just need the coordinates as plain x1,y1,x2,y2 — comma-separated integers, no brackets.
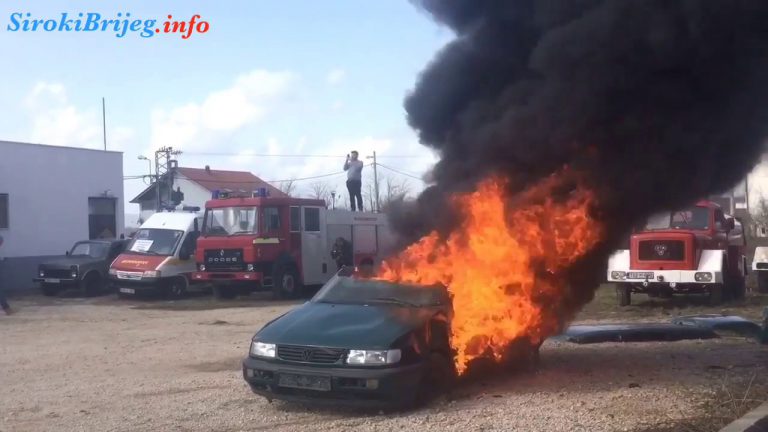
0,194,8,229
304,207,320,232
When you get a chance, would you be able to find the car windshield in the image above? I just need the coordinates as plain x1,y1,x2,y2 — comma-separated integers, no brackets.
644,206,710,231
312,275,449,307
69,242,109,258
204,207,258,236
127,229,184,256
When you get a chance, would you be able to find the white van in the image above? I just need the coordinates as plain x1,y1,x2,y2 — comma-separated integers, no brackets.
109,211,201,298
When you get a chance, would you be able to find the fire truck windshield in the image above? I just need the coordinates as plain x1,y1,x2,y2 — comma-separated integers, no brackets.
644,206,710,231
204,207,258,236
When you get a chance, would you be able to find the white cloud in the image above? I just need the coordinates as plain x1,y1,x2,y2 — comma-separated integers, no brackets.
149,69,295,153
22,81,133,151
326,68,346,85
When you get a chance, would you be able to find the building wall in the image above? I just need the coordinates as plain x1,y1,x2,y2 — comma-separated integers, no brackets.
0,141,124,258
134,175,211,222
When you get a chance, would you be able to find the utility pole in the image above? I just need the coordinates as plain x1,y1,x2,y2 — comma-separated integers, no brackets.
366,151,380,213
102,97,107,151
154,146,182,212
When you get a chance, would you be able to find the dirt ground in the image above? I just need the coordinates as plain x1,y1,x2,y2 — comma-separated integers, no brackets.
0,287,766,432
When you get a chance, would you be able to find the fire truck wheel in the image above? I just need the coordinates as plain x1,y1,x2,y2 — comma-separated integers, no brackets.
273,265,300,300
213,285,237,300
165,277,188,299
615,284,631,307
708,284,724,306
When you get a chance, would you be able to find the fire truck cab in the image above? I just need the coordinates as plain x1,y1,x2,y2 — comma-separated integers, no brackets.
606,200,747,306
192,190,397,299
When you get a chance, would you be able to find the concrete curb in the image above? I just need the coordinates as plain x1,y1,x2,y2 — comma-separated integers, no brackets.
719,401,768,432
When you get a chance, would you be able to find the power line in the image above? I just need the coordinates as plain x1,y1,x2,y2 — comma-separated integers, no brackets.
376,163,426,181
180,151,430,159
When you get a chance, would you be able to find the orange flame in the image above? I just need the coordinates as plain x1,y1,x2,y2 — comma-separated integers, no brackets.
378,175,602,373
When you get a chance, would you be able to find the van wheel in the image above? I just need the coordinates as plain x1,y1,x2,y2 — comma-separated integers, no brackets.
708,284,724,306
213,285,237,300
166,277,188,299
273,265,300,300
41,283,61,297
758,272,768,294
616,284,631,306
83,273,103,297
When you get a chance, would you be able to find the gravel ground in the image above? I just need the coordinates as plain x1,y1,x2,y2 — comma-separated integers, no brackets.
0,294,766,432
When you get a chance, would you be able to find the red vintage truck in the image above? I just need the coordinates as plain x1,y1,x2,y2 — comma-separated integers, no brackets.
606,200,747,306
191,190,397,299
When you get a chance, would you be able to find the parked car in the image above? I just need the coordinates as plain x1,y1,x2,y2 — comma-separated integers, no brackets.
241,267,456,408
34,240,128,297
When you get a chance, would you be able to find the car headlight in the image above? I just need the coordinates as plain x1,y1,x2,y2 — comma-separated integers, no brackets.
246,264,254,272
143,270,160,278
346,349,401,366
70,266,78,278
695,272,712,282
108,268,117,276
198,264,206,272
38,269,45,278
250,341,276,358
610,271,626,280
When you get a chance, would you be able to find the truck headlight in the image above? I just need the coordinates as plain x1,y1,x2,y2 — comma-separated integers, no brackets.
143,270,161,278
695,272,712,282
611,271,626,280
38,269,45,278
246,264,254,272
70,266,78,278
198,264,206,272
250,341,276,358
346,349,401,366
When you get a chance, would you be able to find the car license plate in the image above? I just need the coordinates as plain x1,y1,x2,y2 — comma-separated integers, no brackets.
627,272,654,280
119,288,135,294
44,278,60,283
277,373,331,391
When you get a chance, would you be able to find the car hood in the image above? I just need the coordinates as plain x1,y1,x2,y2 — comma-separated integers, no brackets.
40,256,101,268
256,302,435,350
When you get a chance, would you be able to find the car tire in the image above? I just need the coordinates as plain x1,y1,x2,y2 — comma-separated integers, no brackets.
166,277,188,300
708,284,724,306
83,273,103,297
616,284,631,307
758,272,768,294
412,352,456,407
41,283,61,297
213,285,237,300
272,265,300,300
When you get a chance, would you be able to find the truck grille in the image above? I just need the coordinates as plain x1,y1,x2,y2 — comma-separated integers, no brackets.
638,240,685,261
42,269,73,279
204,248,245,271
277,345,345,364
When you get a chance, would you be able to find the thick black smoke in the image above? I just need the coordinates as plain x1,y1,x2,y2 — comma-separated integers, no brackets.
391,0,768,305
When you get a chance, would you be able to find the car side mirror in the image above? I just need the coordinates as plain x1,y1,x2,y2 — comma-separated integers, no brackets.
66,251,70,256
179,249,192,260
727,218,735,231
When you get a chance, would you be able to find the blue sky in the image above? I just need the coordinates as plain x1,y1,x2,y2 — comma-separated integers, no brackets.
0,0,451,216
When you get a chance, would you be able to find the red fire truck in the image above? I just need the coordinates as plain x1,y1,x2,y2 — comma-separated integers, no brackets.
191,191,397,299
606,200,747,306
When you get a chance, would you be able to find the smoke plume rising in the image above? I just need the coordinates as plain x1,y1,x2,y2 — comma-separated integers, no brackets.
390,0,768,307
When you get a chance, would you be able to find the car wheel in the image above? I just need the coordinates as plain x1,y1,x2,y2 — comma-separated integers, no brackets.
272,265,301,300
213,285,237,300
616,284,631,306
413,352,455,407
708,284,724,306
757,272,768,294
166,277,188,300
41,283,61,297
83,273,103,297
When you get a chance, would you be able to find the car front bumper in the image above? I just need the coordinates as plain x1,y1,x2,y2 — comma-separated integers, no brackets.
109,276,162,295
191,271,263,282
607,269,723,284
33,277,79,286
242,356,425,407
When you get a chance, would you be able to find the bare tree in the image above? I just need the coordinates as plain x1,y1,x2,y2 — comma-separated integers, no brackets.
308,181,333,207
275,179,296,196
363,174,412,212
751,194,768,237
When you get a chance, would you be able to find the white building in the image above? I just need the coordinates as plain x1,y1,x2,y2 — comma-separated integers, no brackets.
0,140,124,291
130,165,286,223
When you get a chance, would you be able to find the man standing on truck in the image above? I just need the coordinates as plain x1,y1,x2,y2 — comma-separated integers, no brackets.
343,151,364,212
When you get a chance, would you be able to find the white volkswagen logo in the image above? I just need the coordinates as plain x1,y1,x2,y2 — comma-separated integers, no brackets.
654,244,668,256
